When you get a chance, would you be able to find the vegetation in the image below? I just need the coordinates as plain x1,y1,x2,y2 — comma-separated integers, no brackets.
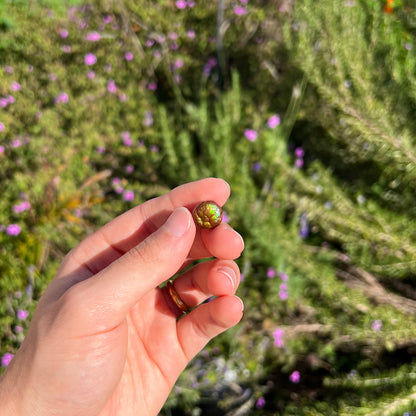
1,0,416,414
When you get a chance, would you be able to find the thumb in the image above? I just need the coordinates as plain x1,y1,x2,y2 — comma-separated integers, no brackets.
69,207,195,328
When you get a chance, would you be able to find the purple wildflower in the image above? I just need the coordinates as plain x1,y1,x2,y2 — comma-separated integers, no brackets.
122,190,135,202
267,267,276,278
176,0,187,9
299,212,309,239
125,52,133,61
147,82,157,91
6,224,21,236
107,80,117,93
295,158,304,168
295,147,304,158
234,6,247,15
279,272,289,281
125,164,135,174
143,111,153,126
17,309,29,321
85,32,101,41
273,328,284,347
1,353,14,367
289,371,301,383
84,53,97,66
244,129,258,142
121,131,132,146
256,397,266,409
268,114,280,129
279,290,289,300
11,82,21,91
253,162,262,172
54,92,69,104
371,319,383,331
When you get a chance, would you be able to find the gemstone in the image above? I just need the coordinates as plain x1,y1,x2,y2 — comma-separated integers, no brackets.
192,201,223,229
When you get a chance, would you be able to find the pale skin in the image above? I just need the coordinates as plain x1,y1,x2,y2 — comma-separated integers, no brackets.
0,178,244,416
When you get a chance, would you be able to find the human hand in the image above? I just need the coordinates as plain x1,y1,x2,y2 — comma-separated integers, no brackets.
0,178,244,416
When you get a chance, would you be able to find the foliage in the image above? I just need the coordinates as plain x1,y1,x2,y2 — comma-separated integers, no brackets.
1,0,416,415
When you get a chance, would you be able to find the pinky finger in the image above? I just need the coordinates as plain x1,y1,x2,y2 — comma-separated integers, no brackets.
176,296,244,361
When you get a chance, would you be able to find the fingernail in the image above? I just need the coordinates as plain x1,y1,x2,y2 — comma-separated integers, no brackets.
165,207,191,237
217,266,236,291
236,296,244,312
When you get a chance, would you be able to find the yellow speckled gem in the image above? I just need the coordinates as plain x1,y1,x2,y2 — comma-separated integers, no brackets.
192,201,223,229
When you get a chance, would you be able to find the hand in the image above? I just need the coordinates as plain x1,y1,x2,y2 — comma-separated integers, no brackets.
0,178,244,416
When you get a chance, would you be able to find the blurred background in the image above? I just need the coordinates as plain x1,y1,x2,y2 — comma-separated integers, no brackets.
1,0,416,414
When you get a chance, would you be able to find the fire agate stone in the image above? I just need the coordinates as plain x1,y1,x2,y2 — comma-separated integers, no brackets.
192,201,223,229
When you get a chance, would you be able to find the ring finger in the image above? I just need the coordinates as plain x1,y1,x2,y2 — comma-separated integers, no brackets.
163,259,241,315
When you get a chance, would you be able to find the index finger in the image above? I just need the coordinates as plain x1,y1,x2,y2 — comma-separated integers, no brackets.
59,177,232,277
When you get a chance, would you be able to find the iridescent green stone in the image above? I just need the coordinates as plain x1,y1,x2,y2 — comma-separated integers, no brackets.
192,201,223,229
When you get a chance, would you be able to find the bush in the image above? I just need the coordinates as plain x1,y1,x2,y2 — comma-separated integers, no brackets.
1,1,416,414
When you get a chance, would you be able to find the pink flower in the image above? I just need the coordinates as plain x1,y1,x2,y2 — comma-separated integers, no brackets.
279,290,288,300
295,158,304,168
234,6,247,15
107,80,117,93
17,309,29,321
267,267,276,278
122,190,135,201
1,353,14,367
11,82,21,91
11,139,21,148
174,58,184,69
125,164,134,174
14,325,23,334
187,29,196,39
6,224,21,236
59,29,68,38
121,131,133,146
268,114,280,129
0,122,4,132
244,129,258,142
13,201,31,214
84,53,97,65
86,32,101,41
54,92,69,104
0,145,4,154
273,328,284,347
87,70,95,79
176,0,187,9
147,82,157,91
295,147,304,158
256,397,266,409
289,371,300,383
371,319,383,331
125,52,133,61
279,272,289,281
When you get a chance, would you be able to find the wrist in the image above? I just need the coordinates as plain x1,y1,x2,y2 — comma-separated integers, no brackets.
0,369,21,415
